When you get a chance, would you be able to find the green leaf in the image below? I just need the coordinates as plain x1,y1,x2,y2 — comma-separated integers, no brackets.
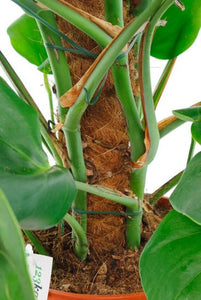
191,121,201,144
151,0,201,59
0,77,76,229
170,151,201,225
0,189,35,300
7,14,51,73
140,210,201,300
173,106,201,122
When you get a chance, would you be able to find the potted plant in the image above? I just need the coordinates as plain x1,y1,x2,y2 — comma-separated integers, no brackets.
1,0,201,299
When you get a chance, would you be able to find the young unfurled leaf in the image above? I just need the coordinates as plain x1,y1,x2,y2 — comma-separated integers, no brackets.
0,190,35,300
140,210,201,300
7,14,51,73
170,151,201,225
0,77,76,229
151,0,201,59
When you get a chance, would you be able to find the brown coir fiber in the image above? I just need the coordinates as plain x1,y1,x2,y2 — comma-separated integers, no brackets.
56,0,134,254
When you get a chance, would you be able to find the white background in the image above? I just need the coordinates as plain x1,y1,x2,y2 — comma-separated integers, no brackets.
1,2,201,195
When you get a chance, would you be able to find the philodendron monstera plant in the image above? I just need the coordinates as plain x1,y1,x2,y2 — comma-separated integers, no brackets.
1,0,201,299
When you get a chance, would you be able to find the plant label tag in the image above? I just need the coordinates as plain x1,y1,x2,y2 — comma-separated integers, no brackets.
25,244,53,300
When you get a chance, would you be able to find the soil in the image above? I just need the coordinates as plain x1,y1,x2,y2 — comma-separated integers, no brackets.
30,200,171,295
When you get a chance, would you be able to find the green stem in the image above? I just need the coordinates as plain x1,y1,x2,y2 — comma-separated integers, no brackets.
138,0,174,167
37,0,112,47
75,181,139,210
63,214,88,260
159,101,201,138
63,0,166,247
112,61,145,162
63,129,87,232
23,230,50,256
0,51,46,127
131,167,147,200
64,0,165,151
149,171,183,205
153,58,176,108
132,34,142,114
187,137,196,164
159,116,184,138
104,0,124,27
128,167,147,248
43,73,55,124
36,10,72,123
104,0,144,249
40,124,63,165
0,51,63,165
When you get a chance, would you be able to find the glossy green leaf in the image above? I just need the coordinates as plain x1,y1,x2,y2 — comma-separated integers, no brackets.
191,121,201,144
7,14,51,73
0,189,35,300
170,151,201,225
151,0,201,59
173,106,201,122
140,210,201,300
0,77,76,229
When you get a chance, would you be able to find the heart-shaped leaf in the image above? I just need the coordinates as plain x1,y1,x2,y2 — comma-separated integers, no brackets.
170,151,201,225
140,210,201,300
0,190,35,300
173,106,201,122
0,77,76,229
7,14,51,73
151,0,201,59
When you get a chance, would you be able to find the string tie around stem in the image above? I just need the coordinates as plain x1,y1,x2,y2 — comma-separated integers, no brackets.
73,208,142,218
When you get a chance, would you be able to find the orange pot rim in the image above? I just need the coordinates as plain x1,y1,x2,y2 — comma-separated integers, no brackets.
48,289,146,300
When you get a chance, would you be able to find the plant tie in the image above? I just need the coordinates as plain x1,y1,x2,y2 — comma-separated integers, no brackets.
12,0,97,58
82,73,108,105
73,208,142,218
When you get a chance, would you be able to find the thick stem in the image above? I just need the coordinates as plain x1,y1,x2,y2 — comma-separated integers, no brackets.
64,214,88,260
126,209,142,249
104,0,144,249
37,0,111,47
112,62,145,163
137,0,174,167
104,0,124,27
127,167,147,249
36,10,72,123
64,129,87,232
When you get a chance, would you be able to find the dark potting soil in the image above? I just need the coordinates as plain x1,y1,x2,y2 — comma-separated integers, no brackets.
29,200,171,295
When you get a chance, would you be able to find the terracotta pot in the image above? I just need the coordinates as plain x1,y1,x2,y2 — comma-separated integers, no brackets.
48,289,146,300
